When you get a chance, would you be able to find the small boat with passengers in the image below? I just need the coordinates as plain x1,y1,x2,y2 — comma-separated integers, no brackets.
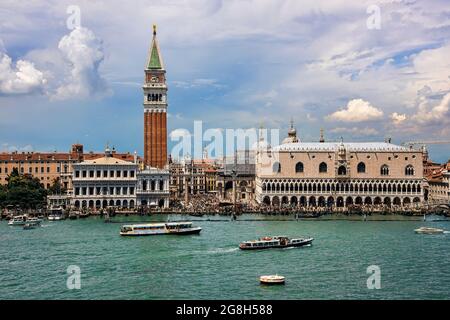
239,236,313,250
414,227,445,234
8,215,42,226
120,221,202,236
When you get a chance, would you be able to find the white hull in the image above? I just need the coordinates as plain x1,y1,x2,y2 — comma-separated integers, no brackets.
8,218,42,226
120,227,202,236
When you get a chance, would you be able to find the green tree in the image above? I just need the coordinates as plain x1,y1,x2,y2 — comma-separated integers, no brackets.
3,168,47,209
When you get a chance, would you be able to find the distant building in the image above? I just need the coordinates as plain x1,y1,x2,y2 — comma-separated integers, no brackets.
255,123,425,208
0,144,138,191
426,160,450,204
217,150,255,203
137,168,170,208
169,156,218,200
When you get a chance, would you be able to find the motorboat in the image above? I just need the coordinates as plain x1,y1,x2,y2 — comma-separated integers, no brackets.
239,236,314,250
48,207,66,221
8,215,42,226
68,211,80,220
260,275,285,285
120,222,202,236
414,227,445,234
8,215,28,226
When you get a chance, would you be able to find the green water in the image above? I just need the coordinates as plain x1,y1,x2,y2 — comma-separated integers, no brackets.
1,215,449,300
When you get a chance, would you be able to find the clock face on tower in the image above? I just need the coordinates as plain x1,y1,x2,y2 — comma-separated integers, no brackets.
151,76,158,83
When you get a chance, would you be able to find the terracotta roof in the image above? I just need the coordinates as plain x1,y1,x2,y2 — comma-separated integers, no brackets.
0,152,140,162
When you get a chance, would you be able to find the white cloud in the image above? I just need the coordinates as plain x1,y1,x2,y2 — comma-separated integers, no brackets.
0,48,46,95
52,27,109,100
391,112,407,125
326,99,384,122
411,92,450,124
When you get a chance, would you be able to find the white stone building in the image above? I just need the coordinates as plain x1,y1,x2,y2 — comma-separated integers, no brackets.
71,148,138,209
137,167,170,208
255,125,425,208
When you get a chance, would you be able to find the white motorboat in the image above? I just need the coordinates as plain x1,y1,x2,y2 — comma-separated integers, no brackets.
8,215,42,226
260,275,285,285
8,215,28,226
414,227,445,234
48,207,66,221
239,236,313,250
120,222,202,236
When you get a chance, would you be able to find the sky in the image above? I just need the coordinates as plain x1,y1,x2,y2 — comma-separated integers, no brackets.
0,0,449,162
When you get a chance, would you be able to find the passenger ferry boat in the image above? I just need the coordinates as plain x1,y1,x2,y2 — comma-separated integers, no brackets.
8,215,42,226
120,222,202,236
239,236,313,250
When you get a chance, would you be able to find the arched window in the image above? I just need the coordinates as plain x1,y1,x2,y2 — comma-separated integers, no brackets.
380,164,389,176
357,162,366,173
405,165,414,176
272,162,281,173
319,162,327,173
295,162,304,173
338,166,347,175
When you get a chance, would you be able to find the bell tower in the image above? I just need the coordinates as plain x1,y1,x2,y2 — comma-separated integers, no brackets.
143,24,167,169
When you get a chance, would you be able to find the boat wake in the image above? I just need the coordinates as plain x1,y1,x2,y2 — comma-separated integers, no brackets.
40,224,54,228
205,247,239,255
444,231,450,234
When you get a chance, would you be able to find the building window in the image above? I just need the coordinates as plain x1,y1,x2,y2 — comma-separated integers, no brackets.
130,187,135,195
89,170,94,178
357,162,366,173
319,162,327,173
75,187,80,196
110,170,114,178
82,170,87,178
96,170,101,178
75,170,80,178
41,167,44,173
380,164,389,176
130,170,135,178
123,170,128,178
47,167,50,173
272,162,281,173
295,162,304,173
405,165,414,176
57,167,60,173
116,170,121,178
338,166,347,175
103,170,108,178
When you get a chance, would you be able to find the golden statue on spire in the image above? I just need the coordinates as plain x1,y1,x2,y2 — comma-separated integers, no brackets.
153,24,157,36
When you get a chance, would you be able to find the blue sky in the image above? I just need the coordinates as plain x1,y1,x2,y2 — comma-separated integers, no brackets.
0,0,449,162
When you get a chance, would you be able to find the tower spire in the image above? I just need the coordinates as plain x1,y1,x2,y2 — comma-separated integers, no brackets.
147,24,164,70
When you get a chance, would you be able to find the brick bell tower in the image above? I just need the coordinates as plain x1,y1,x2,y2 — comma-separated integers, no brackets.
143,24,167,169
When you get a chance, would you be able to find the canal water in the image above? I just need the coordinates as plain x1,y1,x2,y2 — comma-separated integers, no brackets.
1,214,449,299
